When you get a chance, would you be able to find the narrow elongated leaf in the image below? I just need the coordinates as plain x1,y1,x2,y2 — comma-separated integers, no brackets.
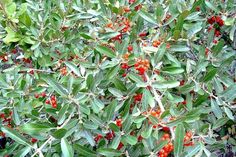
58,104,69,125
154,140,169,153
162,67,184,74
123,135,137,145
138,10,157,25
65,62,81,76
43,77,68,96
97,148,122,156
20,123,53,134
152,80,180,89
186,144,201,157
74,144,97,157
96,45,116,58
61,138,73,157
202,68,217,82
1,127,31,146
211,99,222,119
212,117,229,129
174,124,185,157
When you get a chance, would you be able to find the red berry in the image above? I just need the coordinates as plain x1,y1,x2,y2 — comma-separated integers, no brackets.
162,126,170,132
31,138,38,143
41,92,46,97
11,49,17,54
195,6,200,11
163,133,170,139
29,70,34,75
94,134,103,143
134,4,142,11
180,80,185,86
0,113,5,119
182,100,187,105
116,119,122,127
122,73,127,77
34,93,39,99
45,99,50,104
127,45,133,52
117,142,124,150
138,135,143,142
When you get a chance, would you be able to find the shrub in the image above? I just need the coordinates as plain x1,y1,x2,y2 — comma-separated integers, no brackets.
0,0,235,157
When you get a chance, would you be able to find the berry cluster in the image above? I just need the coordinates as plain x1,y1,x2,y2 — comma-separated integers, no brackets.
207,16,224,37
158,133,174,157
34,92,46,99
152,40,161,47
0,54,8,62
108,17,132,42
115,119,122,127
94,134,103,143
0,111,13,130
134,58,150,75
105,131,115,140
133,93,142,103
117,142,124,150
45,95,57,108
183,131,194,146
60,66,67,76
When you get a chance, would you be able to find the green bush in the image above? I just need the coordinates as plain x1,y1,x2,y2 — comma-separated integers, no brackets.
0,0,235,156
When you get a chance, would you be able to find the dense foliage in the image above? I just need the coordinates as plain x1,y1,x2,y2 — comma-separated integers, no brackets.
0,0,235,156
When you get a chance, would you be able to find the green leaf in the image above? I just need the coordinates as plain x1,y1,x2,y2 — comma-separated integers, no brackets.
5,2,16,16
138,10,157,25
61,138,74,157
154,140,169,153
109,123,120,132
174,123,185,157
3,27,20,44
169,45,190,52
185,144,201,157
58,104,69,125
20,123,53,134
152,80,180,89
100,32,120,40
1,127,31,146
86,74,94,90
141,126,152,138
43,77,68,97
15,146,31,157
13,107,20,125
155,43,166,62
187,22,202,38
110,135,121,149
202,68,217,82
123,135,137,145
113,78,127,91
98,0,108,15
52,129,67,139
92,98,104,113
205,1,219,12
96,45,116,58
162,66,184,74
220,84,236,101
212,40,224,55
105,100,117,121
74,144,97,157
148,115,159,125
224,107,234,120
212,117,228,129
97,148,122,156
108,87,123,97
210,99,222,119
65,62,81,77
142,89,155,109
